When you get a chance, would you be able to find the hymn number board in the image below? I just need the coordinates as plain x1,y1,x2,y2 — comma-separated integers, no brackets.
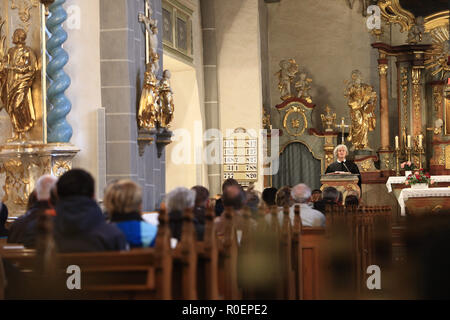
223,130,258,187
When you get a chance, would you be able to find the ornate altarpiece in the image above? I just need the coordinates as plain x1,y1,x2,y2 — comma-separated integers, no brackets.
0,1,79,216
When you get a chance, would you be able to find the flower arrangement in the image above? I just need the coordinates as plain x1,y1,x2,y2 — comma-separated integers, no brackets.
405,169,434,186
400,161,416,171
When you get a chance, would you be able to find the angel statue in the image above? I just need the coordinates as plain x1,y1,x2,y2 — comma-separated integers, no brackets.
406,16,424,44
138,53,160,130
295,71,312,103
344,70,377,150
159,70,174,129
0,28,37,142
275,59,298,100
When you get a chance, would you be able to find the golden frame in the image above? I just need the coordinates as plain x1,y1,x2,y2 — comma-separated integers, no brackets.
282,105,308,137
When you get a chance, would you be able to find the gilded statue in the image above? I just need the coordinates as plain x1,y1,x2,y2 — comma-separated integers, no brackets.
320,105,336,132
275,59,298,100
159,70,174,128
295,71,312,103
138,54,160,130
0,28,37,142
344,70,377,150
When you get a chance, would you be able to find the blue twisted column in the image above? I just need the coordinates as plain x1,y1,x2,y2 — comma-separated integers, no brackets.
46,0,72,143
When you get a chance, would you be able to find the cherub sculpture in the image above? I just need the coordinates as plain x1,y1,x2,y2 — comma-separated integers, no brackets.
275,59,298,100
407,16,424,44
295,71,312,103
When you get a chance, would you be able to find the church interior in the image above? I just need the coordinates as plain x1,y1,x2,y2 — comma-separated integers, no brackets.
0,0,450,301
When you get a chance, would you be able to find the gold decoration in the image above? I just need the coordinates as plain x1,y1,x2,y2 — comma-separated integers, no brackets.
52,160,71,177
378,64,388,76
11,0,40,32
424,25,449,80
294,71,312,103
411,68,422,125
371,26,384,42
1,159,27,205
344,70,377,150
262,109,271,130
275,59,298,101
138,58,160,130
433,85,443,113
378,0,415,33
283,105,307,137
424,11,450,33
360,159,372,172
159,70,174,129
383,154,390,170
0,28,38,142
400,67,408,138
320,105,336,132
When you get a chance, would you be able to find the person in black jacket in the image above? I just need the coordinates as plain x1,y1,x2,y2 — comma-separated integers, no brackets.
8,175,57,245
325,144,362,193
0,202,9,238
54,169,128,252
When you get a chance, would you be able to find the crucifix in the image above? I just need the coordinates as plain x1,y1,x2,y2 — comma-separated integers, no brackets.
336,117,349,145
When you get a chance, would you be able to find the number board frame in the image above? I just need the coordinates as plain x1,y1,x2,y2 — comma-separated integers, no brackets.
222,129,258,187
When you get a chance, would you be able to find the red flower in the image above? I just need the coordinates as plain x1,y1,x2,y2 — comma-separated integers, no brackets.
416,174,420,179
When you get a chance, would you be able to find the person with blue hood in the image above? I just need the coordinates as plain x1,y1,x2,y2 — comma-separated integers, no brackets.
54,169,128,252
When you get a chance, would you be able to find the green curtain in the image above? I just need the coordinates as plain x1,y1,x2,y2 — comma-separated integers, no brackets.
273,142,321,190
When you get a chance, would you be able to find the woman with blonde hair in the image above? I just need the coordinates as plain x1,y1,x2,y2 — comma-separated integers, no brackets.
105,179,157,248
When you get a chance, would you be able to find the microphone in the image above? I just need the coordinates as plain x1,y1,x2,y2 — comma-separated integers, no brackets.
342,161,351,173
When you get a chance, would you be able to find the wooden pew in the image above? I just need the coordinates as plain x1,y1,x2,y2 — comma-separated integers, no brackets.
280,205,295,299
217,206,240,299
171,208,197,299
0,209,173,300
195,206,220,300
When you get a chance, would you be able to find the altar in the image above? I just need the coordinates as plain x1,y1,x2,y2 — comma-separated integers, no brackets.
397,188,450,216
386,176,450,216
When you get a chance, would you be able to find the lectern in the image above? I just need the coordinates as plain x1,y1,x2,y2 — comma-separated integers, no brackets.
320,173,361,200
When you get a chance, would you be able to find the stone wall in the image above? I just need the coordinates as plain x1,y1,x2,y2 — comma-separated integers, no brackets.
99,0,165,210
267,0,383,152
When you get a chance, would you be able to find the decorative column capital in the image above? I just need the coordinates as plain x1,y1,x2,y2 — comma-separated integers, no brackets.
378,64,388,76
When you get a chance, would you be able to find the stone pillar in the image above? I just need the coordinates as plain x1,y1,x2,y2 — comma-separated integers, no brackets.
200,0,221,196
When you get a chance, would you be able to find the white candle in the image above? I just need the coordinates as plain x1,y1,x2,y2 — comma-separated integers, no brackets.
395,136,399,149
407,135,411,148
418,135,422,148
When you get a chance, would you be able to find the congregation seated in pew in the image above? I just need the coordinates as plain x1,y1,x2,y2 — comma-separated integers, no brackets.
105,179,158,248
166,187,204,242
8,175,57,247
53,169,128,252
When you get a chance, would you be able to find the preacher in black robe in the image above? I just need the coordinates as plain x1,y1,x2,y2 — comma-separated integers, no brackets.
325,160,362,193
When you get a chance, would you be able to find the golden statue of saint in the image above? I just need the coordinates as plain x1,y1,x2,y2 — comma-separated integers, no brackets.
0,29,37,142
138,54,160,130
159,70,174,128
344,70,377,150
